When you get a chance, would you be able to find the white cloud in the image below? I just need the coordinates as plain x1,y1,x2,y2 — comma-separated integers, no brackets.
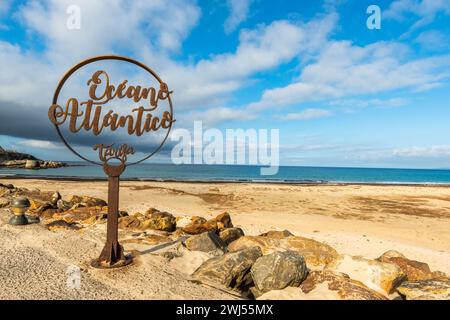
385,0,450,31
18,139,61,149
0,0,12,16
415,30,449,51
330,97,408,112
224,0,253,34
392,145,450,158
165,14,337,110
280,108,333,121
182,107,256,127
247,41,450,111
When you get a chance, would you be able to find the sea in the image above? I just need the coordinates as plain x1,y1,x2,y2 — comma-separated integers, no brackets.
1,163,450,184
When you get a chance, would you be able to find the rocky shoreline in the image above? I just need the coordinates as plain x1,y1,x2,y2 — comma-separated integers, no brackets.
0,182,448,300
0,146,66,169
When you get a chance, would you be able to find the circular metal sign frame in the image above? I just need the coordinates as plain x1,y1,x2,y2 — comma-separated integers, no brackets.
51,55,174,166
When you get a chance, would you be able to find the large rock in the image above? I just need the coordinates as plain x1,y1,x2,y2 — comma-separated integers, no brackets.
56,206,109,224
182,212,233,235
192,247,262,289
258,271,387,300
118,209,176,232
326,254,406,296
141,210,176,232
251,251,308,293
185,231,227,253
219,228,244,245
228,235,339,270
67,195,107,207
397,279,450,300
377,251,433,281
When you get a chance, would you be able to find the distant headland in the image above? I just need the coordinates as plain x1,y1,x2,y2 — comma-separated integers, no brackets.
0,146,66,169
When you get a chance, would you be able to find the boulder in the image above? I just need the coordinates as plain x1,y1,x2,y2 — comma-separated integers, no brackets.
378,250,405,259
397,279,450,300
251,251,308,293
192,247,262,289
141,210,176,232
228,235,339,270
182,212,233,235
258,271,387,300
185,231,227,253
377,251,433,281
259,229,294,238
57,206,108,224
67,195,107,207
219,227,244,245
326,254,406,296
286,237,339,269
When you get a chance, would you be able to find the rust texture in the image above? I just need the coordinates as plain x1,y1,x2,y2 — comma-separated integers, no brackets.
48,55,174,268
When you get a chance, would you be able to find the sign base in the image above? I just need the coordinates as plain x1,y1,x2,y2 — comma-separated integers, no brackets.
90,255,133,269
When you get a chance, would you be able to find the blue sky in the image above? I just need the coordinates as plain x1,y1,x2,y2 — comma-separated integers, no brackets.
0,0,450,168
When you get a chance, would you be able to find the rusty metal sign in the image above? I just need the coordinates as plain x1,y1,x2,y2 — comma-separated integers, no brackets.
49,55,175,268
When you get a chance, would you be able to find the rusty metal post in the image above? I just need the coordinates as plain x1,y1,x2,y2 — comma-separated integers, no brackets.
91,162,131,268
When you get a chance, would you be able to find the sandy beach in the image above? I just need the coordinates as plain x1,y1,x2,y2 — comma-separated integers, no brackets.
1,178,449,299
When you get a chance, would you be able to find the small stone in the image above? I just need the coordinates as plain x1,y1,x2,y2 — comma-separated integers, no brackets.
397,279,450,300
50,192,61,205
185,231,227,253
219,228,244,245
192,247,263,289
251,251,308,293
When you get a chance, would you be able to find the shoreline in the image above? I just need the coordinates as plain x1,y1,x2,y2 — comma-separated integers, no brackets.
2,173,450,187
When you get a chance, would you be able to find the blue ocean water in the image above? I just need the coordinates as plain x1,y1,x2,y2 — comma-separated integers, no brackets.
1,163,450,184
